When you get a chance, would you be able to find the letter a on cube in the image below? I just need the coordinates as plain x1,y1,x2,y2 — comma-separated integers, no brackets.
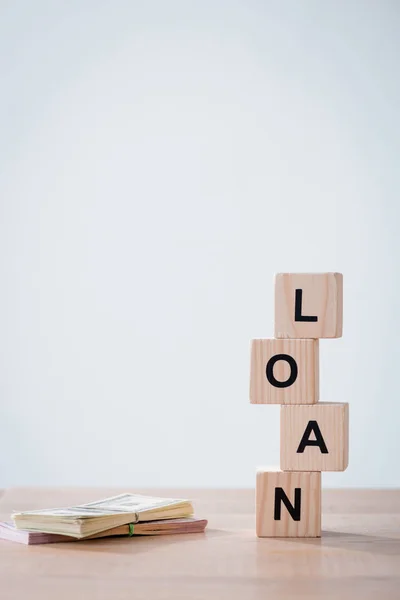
274,272,343,339
256,468,321,537
280,403,349,471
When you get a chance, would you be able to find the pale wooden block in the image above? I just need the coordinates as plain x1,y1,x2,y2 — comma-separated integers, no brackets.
256,468,321,537
250,339,319,404
280,402,349,471
274,272,343,339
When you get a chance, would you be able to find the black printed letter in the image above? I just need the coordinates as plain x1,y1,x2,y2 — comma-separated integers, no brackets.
295,289,318,322
266,354,298,388
274,488,301,521
297,420,328,454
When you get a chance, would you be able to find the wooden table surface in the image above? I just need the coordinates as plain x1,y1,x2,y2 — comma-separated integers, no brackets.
0,487,399,600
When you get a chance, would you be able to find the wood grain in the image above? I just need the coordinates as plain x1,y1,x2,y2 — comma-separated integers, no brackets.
256,468,321,537
274,272,343,339
281,403,349,471
250,338,319,404
1,487,400,600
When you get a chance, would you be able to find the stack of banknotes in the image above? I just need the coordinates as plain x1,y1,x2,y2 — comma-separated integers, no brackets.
0,493,207,545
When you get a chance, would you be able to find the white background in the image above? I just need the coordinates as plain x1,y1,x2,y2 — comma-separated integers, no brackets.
1,1,399,488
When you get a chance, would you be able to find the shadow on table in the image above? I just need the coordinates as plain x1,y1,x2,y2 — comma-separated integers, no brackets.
273,530,400,557
40,528,233,556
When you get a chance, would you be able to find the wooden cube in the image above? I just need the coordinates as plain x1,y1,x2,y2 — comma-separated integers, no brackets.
250,339,319,404
280,403,349,471
274,272,343,339
256,468,321,537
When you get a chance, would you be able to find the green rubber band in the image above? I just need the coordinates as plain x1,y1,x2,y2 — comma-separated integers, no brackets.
128,523,135,536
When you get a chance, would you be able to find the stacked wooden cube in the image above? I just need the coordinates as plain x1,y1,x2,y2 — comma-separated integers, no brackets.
250,273,347,537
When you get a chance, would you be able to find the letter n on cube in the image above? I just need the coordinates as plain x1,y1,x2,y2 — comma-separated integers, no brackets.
256,468,321,537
